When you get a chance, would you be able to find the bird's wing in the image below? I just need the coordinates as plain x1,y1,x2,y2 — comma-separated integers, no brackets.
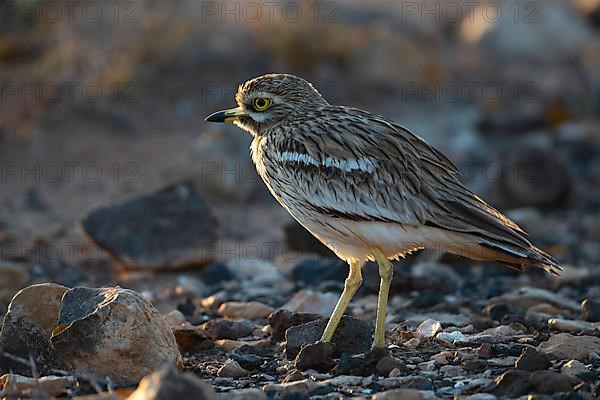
276,106,559,273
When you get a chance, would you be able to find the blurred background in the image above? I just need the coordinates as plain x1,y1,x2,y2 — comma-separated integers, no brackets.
1,0,600,312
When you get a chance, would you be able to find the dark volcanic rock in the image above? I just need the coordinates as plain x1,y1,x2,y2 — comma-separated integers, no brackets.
285,316,373,359
0,283,68,375
200,318,256,340
529,370,576,394
291,259,348,285
484,370,533,397
294,341,335,372
515,347,550,371
581,298,600,322
268,309,322,341
81,181,218,270
335,347,390,376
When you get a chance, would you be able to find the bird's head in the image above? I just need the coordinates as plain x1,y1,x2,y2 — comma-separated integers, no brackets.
205,73,328,135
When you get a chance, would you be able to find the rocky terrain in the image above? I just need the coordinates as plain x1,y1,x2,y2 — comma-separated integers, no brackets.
2,0,600,398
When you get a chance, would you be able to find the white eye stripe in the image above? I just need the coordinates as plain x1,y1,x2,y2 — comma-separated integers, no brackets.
278,151,376,173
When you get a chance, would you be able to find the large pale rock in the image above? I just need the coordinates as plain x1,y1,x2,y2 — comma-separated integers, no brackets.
537,333,600,360
50,286,182,386
127,364,215,400
0,283,68,375
81,181,218,270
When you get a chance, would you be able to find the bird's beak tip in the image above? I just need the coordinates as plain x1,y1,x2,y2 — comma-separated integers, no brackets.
205,106,246,123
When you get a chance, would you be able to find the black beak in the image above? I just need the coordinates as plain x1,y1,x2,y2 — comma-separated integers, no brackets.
205,106,246,123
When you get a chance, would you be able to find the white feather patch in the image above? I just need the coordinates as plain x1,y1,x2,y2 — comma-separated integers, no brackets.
279,151,376,173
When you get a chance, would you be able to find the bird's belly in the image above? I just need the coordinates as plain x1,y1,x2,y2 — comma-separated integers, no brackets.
299,218,427,263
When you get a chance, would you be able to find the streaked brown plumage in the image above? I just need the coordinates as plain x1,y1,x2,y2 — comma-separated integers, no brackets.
206,73,561,348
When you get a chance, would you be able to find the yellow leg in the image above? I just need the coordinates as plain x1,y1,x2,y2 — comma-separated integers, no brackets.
372,248,393,348
320,260,363,342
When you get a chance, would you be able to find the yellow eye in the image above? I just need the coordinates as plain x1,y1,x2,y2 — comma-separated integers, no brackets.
253,97,272,111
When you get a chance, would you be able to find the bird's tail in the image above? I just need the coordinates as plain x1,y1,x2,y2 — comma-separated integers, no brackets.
473,239,563,276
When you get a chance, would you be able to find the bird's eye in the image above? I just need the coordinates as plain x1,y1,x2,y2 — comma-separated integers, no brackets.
253,97,272,111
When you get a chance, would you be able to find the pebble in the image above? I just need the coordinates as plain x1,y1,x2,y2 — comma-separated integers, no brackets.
217,359,249,378
537,333,600,360
561,359,590,379
515,347,550,371
581,298,600,322
548,317,600,334
200,318,257,340
373,388,435,400
285,315,372,359
0,374,75,397
128,364,215,400
416,319,441,338
263,379,322,396
294,341,336,372
217,388,267,400
218,301,274,319
268,309,321,341
439,365,464,377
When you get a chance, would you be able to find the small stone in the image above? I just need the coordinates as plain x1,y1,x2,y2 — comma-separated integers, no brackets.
548,318,600,334
217,359,249,378
218,301,274,319
537,333,600,360
128,364,215,400
281,289,339,316
81,181,218,270
528,370,575,394
435,331,465,344
439,365,463,377
172,327,213,353
200,318,256,340
263,379,322,396
163,310,187,327
268,309,321,341
282,369,305,383
0,283,68,375
219,388,267,400
478,343,494,359
0,374,75,397
561,359,591,379
230,346,267,370
484,370,532,398
50,286,182,386
376,356,403,376
581,298,600,322
373,388,431,400
294,342,335,372
285,315,372,359
417,360,436,371
515,347,550,371
416,319,441,338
